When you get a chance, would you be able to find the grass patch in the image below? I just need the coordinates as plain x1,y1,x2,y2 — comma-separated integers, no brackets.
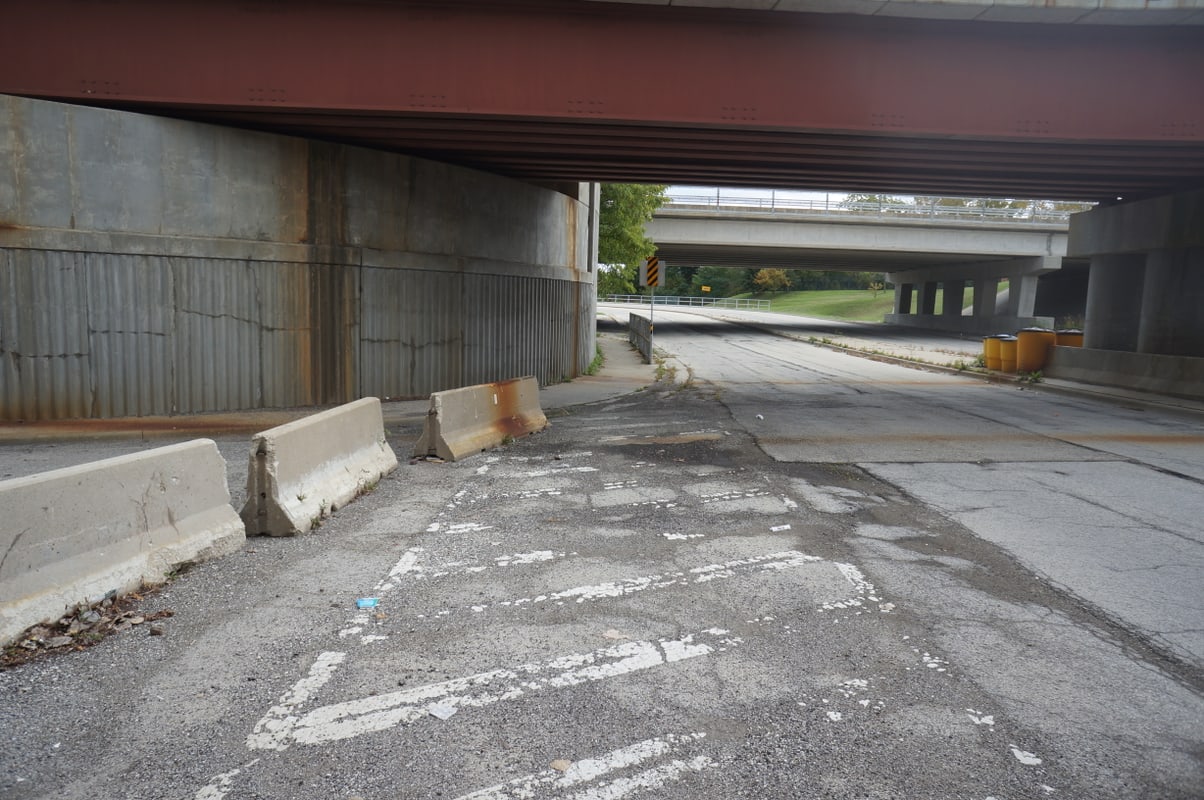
584,343,604,376
732,284,1011,323
733,289,898,321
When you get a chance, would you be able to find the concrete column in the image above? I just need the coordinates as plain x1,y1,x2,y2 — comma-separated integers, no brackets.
972,278,999,319
942,280,966,318
1006,273,1040,318
1083,254,1146,351
894,283,914,315
1137,247,1204,357
917,281,938,315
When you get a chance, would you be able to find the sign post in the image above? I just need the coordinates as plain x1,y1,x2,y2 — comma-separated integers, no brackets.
640,255,661,356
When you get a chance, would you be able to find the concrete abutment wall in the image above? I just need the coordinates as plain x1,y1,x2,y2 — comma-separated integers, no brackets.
0,95,598,420
1046,188,1204,398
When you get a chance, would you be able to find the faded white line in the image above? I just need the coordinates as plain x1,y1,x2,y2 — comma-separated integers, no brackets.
430,550,566,579
340,546,425,638
521,466,600,477
569,756,716,799
699,490,770,504
262,630,741,749
246,651,346,751
193,759,260,800
454,732,707,799
348,548,575,639
820,562,893,614
449,551,823,617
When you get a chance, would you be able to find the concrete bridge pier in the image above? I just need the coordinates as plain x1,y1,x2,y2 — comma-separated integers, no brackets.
1046,189,1204,398
885,256,1060,335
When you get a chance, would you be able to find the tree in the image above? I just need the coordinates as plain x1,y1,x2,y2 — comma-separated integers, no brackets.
691,266,754,298
841,193,907,211
753,268,791,293
596,183,667,296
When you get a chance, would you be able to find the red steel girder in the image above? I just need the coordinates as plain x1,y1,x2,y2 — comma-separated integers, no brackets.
3,0,1203,199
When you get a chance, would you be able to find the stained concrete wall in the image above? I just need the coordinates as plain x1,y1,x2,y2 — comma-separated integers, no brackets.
0,95,597,420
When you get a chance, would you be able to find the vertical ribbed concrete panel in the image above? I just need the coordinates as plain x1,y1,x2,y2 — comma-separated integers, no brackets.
253,261,311,410
0,249,92,420
359,267,468,400
86,254,175,417
173,258,262,414
357,266,404,398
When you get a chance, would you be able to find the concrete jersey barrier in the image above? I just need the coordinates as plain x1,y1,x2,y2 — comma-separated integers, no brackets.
0,439,245,645
241,397,398,536
414,376,548,462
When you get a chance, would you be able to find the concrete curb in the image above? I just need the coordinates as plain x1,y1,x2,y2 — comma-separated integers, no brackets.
413,376,548,462
241,398,398,536
0,439,245,645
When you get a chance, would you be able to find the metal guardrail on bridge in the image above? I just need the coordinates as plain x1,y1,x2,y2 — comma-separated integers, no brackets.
604,295,771,311
662,194,1089,225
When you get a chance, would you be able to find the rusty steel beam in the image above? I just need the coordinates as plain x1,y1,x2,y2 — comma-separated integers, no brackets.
3,0,1203,199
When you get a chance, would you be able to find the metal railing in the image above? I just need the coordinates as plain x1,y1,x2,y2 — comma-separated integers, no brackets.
627,311,653,364
604,294,771,311
662,193,1090,225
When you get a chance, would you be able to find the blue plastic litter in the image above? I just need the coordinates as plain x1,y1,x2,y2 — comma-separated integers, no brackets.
356,597,380,609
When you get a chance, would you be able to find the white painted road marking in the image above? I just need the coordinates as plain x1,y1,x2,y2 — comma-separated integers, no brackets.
820,562,893,613
246,651,347,750
453,732,711,799
339,546,424,638
448,551,823,617
252,629,741,749
193,759,259,800
341,548,573,639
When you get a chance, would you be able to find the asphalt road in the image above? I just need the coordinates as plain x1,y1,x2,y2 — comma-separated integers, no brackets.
2,312,1202,800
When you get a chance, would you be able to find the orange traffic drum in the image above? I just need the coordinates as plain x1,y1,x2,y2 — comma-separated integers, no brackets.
983,335,1005,371
1055,329,1084,347
998,335,1019,373
1016,328,1056,372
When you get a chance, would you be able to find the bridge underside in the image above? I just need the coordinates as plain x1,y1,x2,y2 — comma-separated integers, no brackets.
649,244,1026,272
4,0,1203,201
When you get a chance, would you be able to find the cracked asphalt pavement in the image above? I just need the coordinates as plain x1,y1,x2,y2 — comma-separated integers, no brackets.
1,310,1202,799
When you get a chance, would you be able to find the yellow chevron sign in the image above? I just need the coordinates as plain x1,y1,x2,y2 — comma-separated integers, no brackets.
641,256,661,287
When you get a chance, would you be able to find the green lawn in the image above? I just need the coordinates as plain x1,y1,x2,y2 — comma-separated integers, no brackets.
734,282,1008,323
735,289,907,322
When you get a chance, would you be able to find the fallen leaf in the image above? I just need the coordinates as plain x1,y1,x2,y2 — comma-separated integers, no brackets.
550,759,572,772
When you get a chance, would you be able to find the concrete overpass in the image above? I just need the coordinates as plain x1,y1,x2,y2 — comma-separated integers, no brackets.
1,0,1202,419
647,196,1078,333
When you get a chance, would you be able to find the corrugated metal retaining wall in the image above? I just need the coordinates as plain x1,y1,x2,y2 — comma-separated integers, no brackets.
0,250,594,420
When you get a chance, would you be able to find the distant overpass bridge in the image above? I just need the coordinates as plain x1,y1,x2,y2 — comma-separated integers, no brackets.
1,0,1202,419
647,194,1084,334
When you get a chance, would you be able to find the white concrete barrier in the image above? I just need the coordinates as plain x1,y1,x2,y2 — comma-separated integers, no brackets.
241,397,398,536
413,376,548,462
0,439,245,645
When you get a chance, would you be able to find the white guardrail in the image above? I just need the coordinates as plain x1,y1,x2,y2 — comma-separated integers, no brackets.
663,194,1089,225
604,295,771,311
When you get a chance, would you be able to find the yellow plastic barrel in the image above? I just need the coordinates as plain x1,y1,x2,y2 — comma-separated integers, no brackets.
983,336,1004,371
1016,328,1056,372
1055,329,1084,347
998,335,1018,373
